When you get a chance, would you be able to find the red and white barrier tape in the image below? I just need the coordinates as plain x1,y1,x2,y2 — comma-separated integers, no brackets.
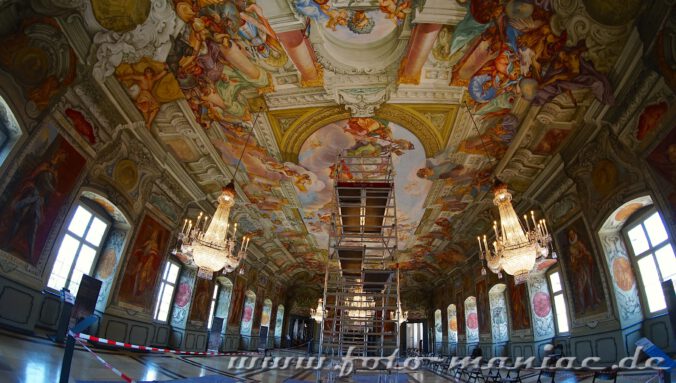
72,334,136,383
72,332,261,357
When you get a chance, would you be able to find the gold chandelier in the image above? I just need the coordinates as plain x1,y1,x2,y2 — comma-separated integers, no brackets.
176,184,251,279
311,298,324,323
174,111,261,279
478,182,553,284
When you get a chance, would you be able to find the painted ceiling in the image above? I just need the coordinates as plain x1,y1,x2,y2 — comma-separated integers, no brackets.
17,0,647,289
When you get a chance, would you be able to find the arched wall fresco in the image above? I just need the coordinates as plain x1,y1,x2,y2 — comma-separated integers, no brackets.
597,196,652,327
488,284,509,343
240,290,256,336
447,304,457,343
275,304,285,338
215,277,234,333
464,296,478,343
434,308,443,345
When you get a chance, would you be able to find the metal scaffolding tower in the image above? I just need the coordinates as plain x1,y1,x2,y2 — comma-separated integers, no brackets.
319,152,402,359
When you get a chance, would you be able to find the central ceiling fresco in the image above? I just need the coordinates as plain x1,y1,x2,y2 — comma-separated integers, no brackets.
65,0,641,288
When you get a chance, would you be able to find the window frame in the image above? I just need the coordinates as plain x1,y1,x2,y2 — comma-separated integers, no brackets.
546,267,571,335
47,200,112,294
152,260,181,323
622,207,674,316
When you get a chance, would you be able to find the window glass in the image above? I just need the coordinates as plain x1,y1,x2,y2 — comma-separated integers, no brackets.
637,256,667,312
549,271,570,334
655,245,676,281
553,294,569,333
154,262,180,322
625,210,673,314
644,213,668,246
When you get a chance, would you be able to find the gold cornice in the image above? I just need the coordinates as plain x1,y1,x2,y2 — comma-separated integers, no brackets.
274,103,456,163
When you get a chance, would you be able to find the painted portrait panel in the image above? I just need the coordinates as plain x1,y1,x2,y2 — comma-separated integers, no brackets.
556,217,608,318
508,278,531,331
228,276,246,326
117,214,171,310
240,292,256,336
0,125,86,265
189,277,214,323
476,280,490,334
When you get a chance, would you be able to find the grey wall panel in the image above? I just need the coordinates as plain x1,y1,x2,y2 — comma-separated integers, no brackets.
155,326,169,345
574,340,594,360
186,332,196,349
37,296,61,328
647,320,670,350
0,285,34,325
104,320,128,341
595,337,618,363
129,325,150,345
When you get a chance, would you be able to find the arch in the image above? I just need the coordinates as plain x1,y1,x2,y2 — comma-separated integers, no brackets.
434,309,442,345
598,195,653,326
215,276,234,332
240,290,256,336
488,284,509,343
447,304,457,343
279,104,443,162
275,304,285,338
464,296,479,343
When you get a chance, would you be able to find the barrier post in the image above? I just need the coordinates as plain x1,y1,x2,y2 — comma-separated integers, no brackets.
60,315,97,383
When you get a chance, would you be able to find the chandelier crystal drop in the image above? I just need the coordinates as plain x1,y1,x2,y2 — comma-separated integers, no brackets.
478,182,553,284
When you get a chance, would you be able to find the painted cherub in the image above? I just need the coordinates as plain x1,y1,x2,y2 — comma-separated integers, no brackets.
379,0,411,24
321,4,348,31
118,66,168,129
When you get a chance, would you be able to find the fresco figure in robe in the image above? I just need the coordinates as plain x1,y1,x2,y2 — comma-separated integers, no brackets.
6,150,67,260
567,228,603,312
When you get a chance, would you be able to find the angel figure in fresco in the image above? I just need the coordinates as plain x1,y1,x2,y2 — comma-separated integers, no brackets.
236,4,288,67
379,0,411,24
118,66,169,129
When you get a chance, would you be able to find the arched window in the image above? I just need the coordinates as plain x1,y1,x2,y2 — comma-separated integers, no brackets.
240,290,256,336
214,277,233,332
0,95,22,167
488,284,509,342
275,305,285,338
47,199,113,295
434,309,442,345
623,208,675,314
464,296,478,343
447,304,457,343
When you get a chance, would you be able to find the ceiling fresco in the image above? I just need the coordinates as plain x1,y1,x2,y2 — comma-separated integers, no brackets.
44,0,645,289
